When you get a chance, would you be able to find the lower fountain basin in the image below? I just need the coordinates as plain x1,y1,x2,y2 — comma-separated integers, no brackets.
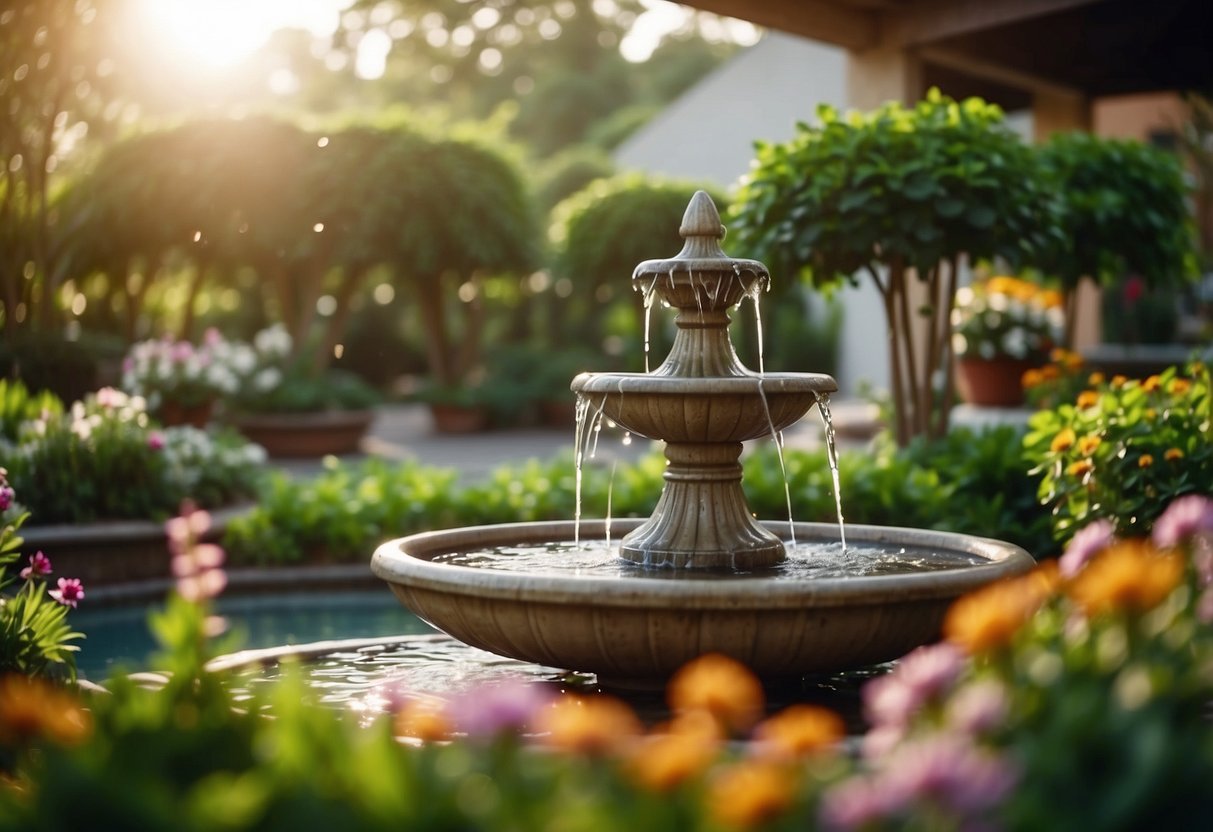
371,520,1035,687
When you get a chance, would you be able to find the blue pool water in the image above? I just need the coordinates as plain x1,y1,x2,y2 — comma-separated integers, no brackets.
72,587,434,682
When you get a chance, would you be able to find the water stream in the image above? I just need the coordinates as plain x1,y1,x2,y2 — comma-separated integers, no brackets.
817,395,848,551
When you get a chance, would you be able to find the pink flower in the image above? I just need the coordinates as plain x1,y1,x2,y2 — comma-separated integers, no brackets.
49,577,84,608
447,678,555,739
946,679,1009,736
1060,518,1115,577
864,643,963,729
1152,494,1213,549
95,387,123,408
148,431,165,451
167,503,226,603
0,484,14,512
165,503,212,556
19,551,52,580
820,775,900,830
203,327,223,347
879,734,1017,815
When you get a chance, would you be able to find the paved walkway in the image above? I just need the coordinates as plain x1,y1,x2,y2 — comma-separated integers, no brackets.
270,400,882,480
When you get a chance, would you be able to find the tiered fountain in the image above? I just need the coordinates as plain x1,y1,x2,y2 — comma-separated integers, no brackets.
372,192,1034,687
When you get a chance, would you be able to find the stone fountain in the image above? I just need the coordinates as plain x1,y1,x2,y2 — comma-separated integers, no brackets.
372,191,1034,687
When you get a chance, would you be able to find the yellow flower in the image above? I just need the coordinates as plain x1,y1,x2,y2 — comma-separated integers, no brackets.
538,695,641,756
1040,289,1064,309
1145,408,1158,420
667,653,764,734
1066,459,1094,478
1078,435,1102,456
1169,378,1192,396
1021,368,1044,389
1066,541,1184,617
1165,448,1185,462
626,730,718,792
1143,375,1162,393
751,705,845,762
1111,374,1129,388
1138,454,1155,469
1088,372,1106,386
1076,390,1100,410
1051,428,1076,453
986,276,1021,296
707,761,796,829
0,675,92,747
944,564,1059,655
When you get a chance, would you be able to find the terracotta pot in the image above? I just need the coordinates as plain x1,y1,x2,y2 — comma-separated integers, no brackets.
232,409,374,457
428,403,491,434
955,357,1037,407
158,398,215,428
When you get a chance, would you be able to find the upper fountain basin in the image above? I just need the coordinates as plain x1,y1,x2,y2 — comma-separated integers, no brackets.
572,370,836,443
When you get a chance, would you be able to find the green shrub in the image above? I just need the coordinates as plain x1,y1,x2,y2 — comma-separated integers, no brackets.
0,380,62,443
1024,360,1213,542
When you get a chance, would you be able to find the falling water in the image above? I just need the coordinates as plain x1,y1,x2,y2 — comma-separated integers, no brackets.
816,394,848,550
573,393,609,545
753,379,796,545
641,273,661,373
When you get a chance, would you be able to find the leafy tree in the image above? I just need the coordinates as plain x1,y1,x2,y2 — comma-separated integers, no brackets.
729,91,1059,445
1036,132,1194,343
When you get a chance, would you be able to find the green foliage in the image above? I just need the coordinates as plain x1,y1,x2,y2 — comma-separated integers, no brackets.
3,390,263,524
0,332,103,406
729,91,1058,286
1024,361,1213,542
0,380,62,443
1036,132,1193,290
534,145,616,212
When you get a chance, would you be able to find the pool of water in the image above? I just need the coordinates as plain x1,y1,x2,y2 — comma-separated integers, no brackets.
73,587,434,682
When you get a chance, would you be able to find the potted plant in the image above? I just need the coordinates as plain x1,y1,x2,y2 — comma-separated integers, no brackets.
222,325,380,457
120,329,241,427
951,275,1064,407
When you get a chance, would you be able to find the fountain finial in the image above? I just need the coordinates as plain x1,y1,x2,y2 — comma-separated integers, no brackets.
679,190,725,240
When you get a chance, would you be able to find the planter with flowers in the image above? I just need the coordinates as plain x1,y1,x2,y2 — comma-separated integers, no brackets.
951,275,1064,407
224,325,380,457
120,329,240,427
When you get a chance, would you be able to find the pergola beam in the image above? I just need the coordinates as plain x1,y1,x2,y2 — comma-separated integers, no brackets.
682,0,880,51
888,0,1105,47
917,46,1086,100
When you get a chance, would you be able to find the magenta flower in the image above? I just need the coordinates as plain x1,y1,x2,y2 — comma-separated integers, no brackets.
1152,494,1213,549
820,775,900,830
879,734,1017,815
49,577,84,608
447,678,555,739
1059,518,1115,577
863,643,963,728
148,431,165,451
167,503,227,603
0,484,14,512
19,551,53,580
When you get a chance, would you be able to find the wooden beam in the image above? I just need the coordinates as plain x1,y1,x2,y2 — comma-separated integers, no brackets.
918,45,1086,100
681,0,880,51
890,0,1104,47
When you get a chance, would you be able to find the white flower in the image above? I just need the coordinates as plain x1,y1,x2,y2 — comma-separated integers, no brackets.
254,367,282,392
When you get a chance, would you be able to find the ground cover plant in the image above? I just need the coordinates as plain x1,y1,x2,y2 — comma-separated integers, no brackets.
3,496,1213,830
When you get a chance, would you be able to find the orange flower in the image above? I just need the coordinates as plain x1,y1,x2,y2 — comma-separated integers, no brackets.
1111,374,1129,388
1076,390,1100,410
707,761,796,829
1051,428,1076,453
1041,364,1062,381
1165,448,1185,462
1169,378,1192,396
1143,375,1162,392
537,695,641,756
667,653,764,734
626,729,718,792
1040,289,1064,309
1077,435,1102,456
0,675,92,747
394,701,451,743
944,565,1059,655
1138,454,1155,469
1021,368,1044,389
751,705,845,762
1066,459,1094,478
1066,541,1184,617
1088,372,1106,386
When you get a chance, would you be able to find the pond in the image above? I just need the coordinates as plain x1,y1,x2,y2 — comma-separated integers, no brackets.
73,586,432,682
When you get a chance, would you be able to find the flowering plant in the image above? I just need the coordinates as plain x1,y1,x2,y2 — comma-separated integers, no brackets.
121,329,241,412
1,388,264,524
1024,360,1212,541
0,470,84,681
951,275,1064,361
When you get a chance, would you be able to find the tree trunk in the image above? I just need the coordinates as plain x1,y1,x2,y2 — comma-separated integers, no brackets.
415,277,453,386
179,255,210,339
313,264,369,373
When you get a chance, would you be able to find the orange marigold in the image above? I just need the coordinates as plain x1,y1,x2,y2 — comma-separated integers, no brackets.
1169,378,1192,396
1041,364,1062,381
1078,435,1102,456
707,761,796,829
1111,374,1129,388
1076,390,1100,409
1088,372,1106,386
1066,459,1094,478
1051,428,1077,453
751,705,845,762
1066,541,1184,617
394,702,452,743
538,695,642,756
1021,368,1044,389
1143,375,1162,392
0,675,92,747
1138,454,1155,469
1165,448,1185,462
943,565,1059,655
667,653,765,734
626,730,719,792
